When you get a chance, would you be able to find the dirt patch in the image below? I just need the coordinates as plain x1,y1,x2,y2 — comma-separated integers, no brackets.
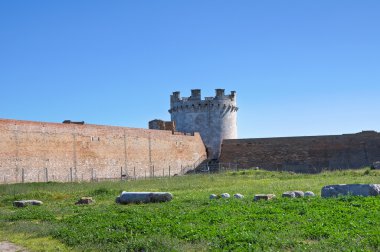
0,241,27,252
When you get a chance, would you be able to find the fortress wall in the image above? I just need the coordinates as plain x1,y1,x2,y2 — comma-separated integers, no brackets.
0,119,206,183
219,131,380,173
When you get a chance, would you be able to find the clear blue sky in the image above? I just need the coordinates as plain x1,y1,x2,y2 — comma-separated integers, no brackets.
1,1,379,138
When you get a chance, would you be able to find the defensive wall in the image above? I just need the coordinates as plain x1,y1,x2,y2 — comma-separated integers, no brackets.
219,131,380,173
0,119,206,184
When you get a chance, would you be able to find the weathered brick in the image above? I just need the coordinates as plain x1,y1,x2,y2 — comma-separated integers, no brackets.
0,119,206,183
219,131,380,173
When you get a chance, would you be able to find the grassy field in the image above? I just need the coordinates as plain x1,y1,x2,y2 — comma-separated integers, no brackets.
0,168,379,251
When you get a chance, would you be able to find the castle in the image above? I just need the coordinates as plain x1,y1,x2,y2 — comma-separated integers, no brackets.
169,89,238,159
1,88,380,184
153,89,380,173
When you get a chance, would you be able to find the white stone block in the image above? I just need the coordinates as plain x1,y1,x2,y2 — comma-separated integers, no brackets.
116,192,173,204
321,184,380,197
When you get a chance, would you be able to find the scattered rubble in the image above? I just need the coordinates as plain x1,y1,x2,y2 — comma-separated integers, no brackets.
13,200,43,207
220,193,230,199
282,191,296,198
254,194,276,201
321,184,380,197
0,241,28,252
234,193,244,199
209,194,218,199
282,191,305,198
293,191,304,197
371,161,380,169
75,197,95,205
304,191,315,197
116,192,173,204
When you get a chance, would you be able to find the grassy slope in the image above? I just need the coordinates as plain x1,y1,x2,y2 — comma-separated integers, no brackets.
0,169,379,251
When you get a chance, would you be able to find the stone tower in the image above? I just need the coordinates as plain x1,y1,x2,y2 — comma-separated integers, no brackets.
169,89,238,159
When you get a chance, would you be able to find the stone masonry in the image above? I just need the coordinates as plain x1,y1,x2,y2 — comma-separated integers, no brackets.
148,119,176,131
169,89,238,159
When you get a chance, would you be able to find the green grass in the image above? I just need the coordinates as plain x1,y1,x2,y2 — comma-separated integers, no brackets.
0,168,380,251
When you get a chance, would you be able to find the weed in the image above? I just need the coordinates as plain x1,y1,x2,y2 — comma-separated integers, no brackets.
91,187,110,196
0,168,379,251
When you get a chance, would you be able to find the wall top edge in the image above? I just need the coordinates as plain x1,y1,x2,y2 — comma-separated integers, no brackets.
0,118,201,138
222,131,380,143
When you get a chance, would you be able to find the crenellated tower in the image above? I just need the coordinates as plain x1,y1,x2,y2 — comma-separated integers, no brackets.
169,89,238,159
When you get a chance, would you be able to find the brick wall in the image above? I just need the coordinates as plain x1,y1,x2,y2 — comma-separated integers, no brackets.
148,119,176,131
0,119,206,183
219,131,380,173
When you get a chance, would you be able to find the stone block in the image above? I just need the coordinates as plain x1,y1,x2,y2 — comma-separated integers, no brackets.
209,194,218,199
282,192,296,198
220,193,230,199
293,191,304,197
234,193,244,199
282,191,304,198
372,161,380,169
75,197,95,205
13,200,43,207
304,191,315,197
254,194,276,201
0,241,27,252
116,192,173,204
321,184,380,197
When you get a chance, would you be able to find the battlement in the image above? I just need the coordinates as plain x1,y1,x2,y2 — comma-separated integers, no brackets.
171,89,236,102
169,88,238,159
169,89,238,113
